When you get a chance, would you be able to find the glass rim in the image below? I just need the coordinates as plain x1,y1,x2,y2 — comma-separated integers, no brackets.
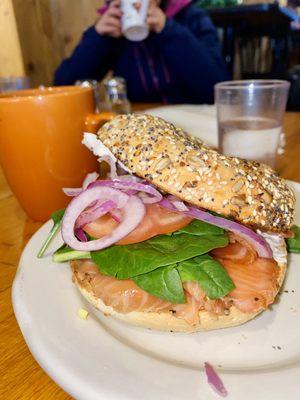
215,79,290,90
0,85,92,101
0,76,30,82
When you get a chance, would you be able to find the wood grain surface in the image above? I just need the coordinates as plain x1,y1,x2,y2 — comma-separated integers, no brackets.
12,0,102,87
0,109,299,400
0,0,25,77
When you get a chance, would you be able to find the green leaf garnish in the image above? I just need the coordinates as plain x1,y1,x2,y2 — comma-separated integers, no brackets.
47,216,234,303
37,209,65,258
134,264,185,304
286,225,300,254
177,255,235,299
133,255,234,303
91,232,228,279
52,244,91,263
51,209,65,224
174,219,225,236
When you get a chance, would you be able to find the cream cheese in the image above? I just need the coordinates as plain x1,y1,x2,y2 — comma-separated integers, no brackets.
259,231,287,265
82,133,131,173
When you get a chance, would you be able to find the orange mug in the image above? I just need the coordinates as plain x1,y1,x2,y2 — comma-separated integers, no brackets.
0,86,112,221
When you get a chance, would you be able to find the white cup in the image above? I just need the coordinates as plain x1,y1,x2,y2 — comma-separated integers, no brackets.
121,0,149,41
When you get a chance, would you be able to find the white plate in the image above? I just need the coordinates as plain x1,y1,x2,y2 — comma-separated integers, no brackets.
13,181,300,400
143,104,218,147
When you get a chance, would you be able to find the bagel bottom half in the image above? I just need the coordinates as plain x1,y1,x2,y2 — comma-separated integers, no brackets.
70,238,287,333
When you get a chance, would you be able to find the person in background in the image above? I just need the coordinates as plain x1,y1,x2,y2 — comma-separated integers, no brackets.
54,0,229,104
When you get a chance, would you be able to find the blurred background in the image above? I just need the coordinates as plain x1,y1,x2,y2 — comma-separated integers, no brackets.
2,0,300,95
1,4,300,396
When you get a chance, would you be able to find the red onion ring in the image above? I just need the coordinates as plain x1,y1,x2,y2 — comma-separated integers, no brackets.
167,195,189,212
63,187,82,197
75,228,88,242
61,187,145,251
204,362,228,397
82,172,99,189
109,209,122,223
118,174,143,182
75,199,117,230
63,172,99,197
88,179,162,204
159,198,272,258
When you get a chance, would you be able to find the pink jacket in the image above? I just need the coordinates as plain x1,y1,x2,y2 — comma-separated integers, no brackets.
97,0,192,18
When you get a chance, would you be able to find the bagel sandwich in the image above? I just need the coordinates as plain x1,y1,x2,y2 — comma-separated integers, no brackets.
41,114,297,332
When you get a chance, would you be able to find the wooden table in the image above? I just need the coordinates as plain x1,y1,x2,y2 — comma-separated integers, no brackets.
1,111,300,400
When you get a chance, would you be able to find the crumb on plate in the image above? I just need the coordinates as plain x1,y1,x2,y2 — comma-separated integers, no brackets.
78,308,89,320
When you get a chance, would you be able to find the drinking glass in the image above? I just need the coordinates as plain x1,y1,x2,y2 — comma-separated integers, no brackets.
0,76,30,92
215,80,290,168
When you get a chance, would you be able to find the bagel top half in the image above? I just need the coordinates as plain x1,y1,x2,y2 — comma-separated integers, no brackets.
97,114,295,233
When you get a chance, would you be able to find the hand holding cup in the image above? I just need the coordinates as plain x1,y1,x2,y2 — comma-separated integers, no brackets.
95,0,122,38
147,2,166,33
96,0,167,41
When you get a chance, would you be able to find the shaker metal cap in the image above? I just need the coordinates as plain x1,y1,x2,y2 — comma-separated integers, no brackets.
104,77,126,90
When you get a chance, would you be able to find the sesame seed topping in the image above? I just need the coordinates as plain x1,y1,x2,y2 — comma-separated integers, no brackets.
98,114,295,232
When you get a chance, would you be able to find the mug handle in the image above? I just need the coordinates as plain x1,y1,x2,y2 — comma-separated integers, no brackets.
84,111,115,133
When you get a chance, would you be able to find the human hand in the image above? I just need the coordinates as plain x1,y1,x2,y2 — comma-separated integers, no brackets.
95,0,122,38
147,4,166,33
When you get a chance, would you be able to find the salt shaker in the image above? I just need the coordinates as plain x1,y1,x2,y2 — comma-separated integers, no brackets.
104,77,131,115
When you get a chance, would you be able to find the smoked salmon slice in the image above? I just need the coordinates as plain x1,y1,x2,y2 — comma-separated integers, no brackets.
84,204,192,245
211,232,257,264
215,258,279,313
73,260,202,324
212,232,279,313
73,260,173,313
171,292,201,325
72,229,279,325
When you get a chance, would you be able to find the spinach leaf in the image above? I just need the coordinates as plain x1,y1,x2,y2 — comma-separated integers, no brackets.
52,244,91,263
91,233,228,279
52,209,65,224
133,264,185,304
133,254,234,303
175,219,224,236
177,255,235,299
286,225,300,254
38,209,65,258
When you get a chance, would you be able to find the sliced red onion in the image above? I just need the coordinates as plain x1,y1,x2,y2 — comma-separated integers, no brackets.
61,187,145,251
118,174,143,182
138,192,153,202
63,171,99,197
88,179,162,204
159,198,272,258
172,201,188,212
110,209,122,223
82,172,99,189
204,362,228,398
167,195,189,212
63,187,82,197
75,228,88,242
75,199,117,230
